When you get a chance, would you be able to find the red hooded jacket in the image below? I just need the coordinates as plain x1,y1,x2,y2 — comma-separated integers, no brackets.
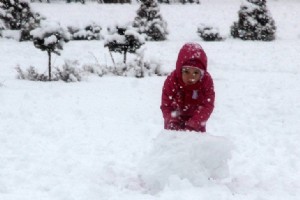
160,43,215,132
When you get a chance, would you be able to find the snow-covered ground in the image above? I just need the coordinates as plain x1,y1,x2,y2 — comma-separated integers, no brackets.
1,1,300,200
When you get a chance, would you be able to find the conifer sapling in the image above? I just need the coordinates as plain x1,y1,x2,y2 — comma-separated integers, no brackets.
30,21,70,81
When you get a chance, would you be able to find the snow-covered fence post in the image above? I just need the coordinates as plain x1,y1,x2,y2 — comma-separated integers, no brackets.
30,21,70,81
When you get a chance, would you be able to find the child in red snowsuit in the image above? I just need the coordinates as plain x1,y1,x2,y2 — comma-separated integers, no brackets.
160,43,215,132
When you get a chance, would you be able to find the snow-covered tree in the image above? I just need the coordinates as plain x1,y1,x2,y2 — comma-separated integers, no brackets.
230,0,276,41
0,0,44,41
30,21,70,81
104,23,145,64
133,0,168,41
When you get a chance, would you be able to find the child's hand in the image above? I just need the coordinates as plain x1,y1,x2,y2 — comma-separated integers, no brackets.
167,119,181,130
185,119,199,131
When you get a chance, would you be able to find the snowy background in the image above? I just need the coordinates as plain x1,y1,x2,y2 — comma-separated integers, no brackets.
1,0,300,199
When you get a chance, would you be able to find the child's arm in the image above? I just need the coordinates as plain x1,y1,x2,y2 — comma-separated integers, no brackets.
160,74,182,130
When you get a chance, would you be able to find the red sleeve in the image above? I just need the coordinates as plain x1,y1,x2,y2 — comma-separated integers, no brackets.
160,72,181,130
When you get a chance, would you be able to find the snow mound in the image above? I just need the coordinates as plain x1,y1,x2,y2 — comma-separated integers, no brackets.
139,130,233,194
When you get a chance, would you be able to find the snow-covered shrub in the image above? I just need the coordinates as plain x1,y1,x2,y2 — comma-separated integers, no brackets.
108,58,163,78
82,63,108,77
104,23,145,64
54,60,83,82
0,0,44,41
139,131,233,194
16,66,49,81
123,49,165,77
68,23,102,40
30,20,70,81
82,51,164,78
16,60,84,82
197,24,224,41
231,0,276,41
83,61,163,78
20,12,45,41
133,0,168,41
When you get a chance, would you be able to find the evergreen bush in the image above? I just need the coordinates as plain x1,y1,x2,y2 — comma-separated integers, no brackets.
230,0,276,41
68,23,102,40
197,24,224,41
0,0,44,41
16,60,83,82
133,0,168,41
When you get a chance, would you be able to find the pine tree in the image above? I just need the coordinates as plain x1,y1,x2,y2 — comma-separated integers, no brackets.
0,0,44,41
30,21,70,81
133,0,168,41
230,0,276,41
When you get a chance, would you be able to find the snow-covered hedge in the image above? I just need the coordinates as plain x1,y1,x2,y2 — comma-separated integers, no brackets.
16,57,165,82
67,23,102,40
16,60,83,82
197,24,224,41
84,57,165,78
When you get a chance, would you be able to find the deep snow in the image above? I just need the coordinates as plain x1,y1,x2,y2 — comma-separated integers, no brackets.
1,1,300,200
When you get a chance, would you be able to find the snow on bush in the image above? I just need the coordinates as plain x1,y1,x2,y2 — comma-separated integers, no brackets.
16,60,84,82
55,60,83,82
83,58,164,78
30,20,70,55
230,0,276,41
16,57,164,82
133,0,168,41
16,65,49,81
197,24,224,41
67,22,102,41
0,30,21,40
0,0,44,41
139,130,233,194
104,23,145,64
30,20,70,80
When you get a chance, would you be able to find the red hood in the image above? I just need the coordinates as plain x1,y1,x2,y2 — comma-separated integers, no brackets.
175,43,207,80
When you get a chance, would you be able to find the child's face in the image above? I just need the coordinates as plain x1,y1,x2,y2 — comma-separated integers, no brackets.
182,66,202,85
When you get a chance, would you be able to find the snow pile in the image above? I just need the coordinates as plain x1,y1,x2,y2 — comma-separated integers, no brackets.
139,130,233,194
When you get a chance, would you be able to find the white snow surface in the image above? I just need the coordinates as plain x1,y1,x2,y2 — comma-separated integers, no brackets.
1,1,300,200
